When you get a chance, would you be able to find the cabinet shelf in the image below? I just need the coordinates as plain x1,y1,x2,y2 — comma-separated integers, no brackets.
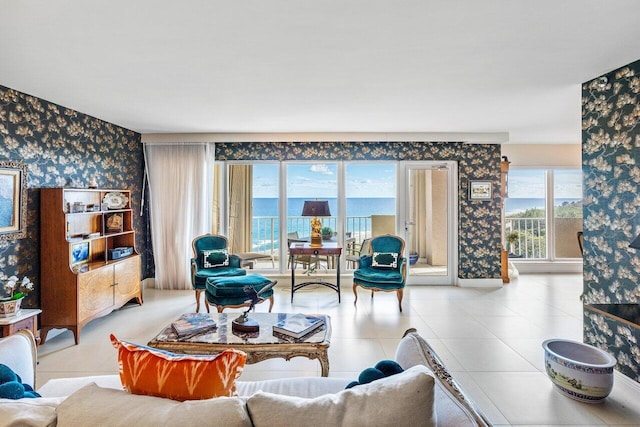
40,187,142,345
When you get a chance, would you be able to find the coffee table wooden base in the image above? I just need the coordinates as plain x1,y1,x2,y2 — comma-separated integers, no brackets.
148,313,331,377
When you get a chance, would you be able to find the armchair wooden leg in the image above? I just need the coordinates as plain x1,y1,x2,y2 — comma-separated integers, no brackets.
195,290,202,313
204,298,210,313
353,284,359,306
217,306,224,313
267,295,274,312
371,290,374,299
397,289,403,312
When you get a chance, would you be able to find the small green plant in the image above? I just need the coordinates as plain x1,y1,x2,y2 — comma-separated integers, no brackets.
321,226,332,236
506,231,520,255
506,231,520,245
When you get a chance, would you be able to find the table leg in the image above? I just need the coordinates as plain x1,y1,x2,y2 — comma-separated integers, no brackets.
318,350,330,377
336,254,341,303
290,253,295,303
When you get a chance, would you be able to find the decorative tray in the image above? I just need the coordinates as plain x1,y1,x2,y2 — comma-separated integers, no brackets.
103,192,129,209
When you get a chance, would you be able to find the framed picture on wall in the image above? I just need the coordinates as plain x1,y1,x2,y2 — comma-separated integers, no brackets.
469,181,492,200
0,160,28,240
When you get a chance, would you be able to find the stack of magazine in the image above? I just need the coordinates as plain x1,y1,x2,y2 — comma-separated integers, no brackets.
171,313,217,338
273,314,324,339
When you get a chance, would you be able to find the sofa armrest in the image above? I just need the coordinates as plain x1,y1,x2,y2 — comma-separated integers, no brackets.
0,329,37,389
395,329,491,427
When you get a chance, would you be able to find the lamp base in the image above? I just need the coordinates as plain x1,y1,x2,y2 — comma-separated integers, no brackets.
310,234,323,247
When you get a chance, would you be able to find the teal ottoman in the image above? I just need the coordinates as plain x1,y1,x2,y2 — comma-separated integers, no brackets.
205,274,275,313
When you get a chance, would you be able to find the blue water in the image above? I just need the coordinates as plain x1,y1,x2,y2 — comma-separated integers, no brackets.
251,198,395,251
253,198,395,217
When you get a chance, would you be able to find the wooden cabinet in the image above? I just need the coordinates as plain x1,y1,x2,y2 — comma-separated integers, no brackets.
500,159,511,283
40,188,142,344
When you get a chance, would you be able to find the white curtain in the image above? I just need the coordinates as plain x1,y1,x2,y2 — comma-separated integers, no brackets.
144,143,214,289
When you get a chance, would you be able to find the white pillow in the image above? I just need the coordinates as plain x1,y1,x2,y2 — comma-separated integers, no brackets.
246,365,436,427
56,383,251,427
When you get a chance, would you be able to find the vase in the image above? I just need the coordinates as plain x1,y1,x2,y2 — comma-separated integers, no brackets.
542,339,616,402
0,297,23,318
409,253,419,265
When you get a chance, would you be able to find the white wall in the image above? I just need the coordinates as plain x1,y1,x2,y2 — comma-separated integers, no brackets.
501,143,581,167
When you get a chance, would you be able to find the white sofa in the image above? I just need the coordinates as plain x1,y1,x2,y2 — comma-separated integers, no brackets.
0,329,489,426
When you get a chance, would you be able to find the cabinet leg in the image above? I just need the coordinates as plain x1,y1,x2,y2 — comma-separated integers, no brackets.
40,326,51,345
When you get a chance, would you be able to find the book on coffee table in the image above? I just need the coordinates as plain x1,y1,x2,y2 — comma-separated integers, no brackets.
171,313,217,338
273,314,324,339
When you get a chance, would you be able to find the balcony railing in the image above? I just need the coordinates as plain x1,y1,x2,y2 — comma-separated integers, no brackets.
504,217,546,259
251,215,372,258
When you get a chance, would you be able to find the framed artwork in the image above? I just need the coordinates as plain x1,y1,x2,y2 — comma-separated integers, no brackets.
105,212,124,233
0,160,28,240
70,241,90,267
469,180,492,200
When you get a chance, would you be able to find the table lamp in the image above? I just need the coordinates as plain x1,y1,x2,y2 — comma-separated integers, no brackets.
301,200,331,247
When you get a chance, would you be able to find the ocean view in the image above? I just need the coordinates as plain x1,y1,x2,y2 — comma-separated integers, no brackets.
251,197,395,252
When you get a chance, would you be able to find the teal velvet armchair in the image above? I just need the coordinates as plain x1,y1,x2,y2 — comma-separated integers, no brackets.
353,234,407,312
190,234,247,313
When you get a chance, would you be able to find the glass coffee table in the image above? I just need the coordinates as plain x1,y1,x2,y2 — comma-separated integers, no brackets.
148,312,332,376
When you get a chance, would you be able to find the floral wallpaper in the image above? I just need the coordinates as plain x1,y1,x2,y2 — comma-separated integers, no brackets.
582,59,640,383
0,85,149,308
584,308,640,382
216,141,503,279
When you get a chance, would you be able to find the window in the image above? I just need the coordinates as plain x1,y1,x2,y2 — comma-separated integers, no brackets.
553,170,583,259
220,161,400,272
345,163,397,244
286,163,338,237
504,168,582,260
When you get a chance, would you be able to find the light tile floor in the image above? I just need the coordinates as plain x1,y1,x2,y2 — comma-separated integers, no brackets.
36,273,640,426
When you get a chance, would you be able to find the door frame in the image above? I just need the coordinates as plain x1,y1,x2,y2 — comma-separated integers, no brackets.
398,161,458,285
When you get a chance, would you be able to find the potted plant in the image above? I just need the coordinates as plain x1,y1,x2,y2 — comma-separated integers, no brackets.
321,226,333,240
506,231,520,256
0,275,33,318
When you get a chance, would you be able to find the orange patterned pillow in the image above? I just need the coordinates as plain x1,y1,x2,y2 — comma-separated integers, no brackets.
110,334,246,401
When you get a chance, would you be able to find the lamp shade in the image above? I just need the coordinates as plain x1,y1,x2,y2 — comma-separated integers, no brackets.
630,233,640,250
301,200,331,217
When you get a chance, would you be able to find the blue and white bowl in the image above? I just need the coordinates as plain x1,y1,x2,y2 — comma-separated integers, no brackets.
542,339,616,403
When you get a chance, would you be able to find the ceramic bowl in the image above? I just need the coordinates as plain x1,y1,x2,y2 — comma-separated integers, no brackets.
542,339,616,402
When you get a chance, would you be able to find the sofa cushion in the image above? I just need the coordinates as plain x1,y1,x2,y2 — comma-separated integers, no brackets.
0,397,63,427
38,374,124,398
246,365,436,427
110,334,246,401
236,377,349,398
56,383,252,427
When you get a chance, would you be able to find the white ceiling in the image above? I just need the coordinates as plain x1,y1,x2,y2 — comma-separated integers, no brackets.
2,1,639,144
